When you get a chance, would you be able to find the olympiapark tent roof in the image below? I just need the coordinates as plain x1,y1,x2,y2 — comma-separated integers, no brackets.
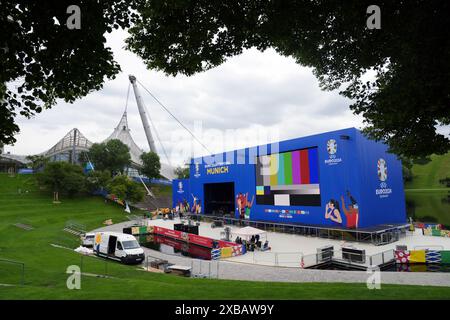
104,111,175,180
105,111,145,166
38,112,175,180
42,128,92,159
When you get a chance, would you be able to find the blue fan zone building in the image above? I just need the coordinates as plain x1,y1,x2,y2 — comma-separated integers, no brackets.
173,128,407,231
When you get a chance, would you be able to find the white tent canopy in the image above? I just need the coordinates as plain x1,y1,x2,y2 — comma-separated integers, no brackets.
105,111,175,180
232,226,267,240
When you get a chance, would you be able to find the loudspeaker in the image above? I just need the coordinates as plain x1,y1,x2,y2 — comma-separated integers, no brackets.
174,223,185,232
317,245,334,262
186,225,199,235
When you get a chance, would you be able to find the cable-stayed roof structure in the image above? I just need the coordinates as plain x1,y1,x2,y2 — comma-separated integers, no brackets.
104,110,175,180
43,128,92,163
23,75,205,181
105,111,144,166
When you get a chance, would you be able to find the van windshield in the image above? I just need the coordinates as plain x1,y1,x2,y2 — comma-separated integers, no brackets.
122,240,140,250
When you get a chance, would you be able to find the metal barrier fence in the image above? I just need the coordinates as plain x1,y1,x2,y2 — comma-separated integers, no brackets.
190,259,219,279
79,254,110,277
144,254,220,279
183,213,408,245
301,249,396,269
0,258,25,285
251,251,304,267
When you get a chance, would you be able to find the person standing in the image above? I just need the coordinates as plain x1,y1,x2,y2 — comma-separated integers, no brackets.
324,199,342,225
341,193,359,229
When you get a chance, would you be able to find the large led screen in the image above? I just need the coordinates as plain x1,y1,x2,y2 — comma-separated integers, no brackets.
255,147,321,206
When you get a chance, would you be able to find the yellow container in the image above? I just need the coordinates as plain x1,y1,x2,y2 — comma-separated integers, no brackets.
220,247,233,258
131,227,140,235
409,250,426,263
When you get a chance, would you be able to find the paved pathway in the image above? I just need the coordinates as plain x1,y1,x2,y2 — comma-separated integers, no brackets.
93,221,450,287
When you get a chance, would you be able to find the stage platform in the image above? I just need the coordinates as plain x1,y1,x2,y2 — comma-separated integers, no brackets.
183,213,410,246
142,217,450,268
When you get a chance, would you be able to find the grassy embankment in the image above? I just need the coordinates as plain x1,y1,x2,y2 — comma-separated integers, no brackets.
404,152,450,226
0,173,449,299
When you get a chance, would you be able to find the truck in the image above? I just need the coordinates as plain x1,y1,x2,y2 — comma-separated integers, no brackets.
93,232,145,264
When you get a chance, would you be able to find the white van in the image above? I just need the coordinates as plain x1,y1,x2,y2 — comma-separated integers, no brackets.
93,232,145,264
80,232,95,247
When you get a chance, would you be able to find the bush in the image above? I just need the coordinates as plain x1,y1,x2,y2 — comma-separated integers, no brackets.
107,174,145,203
37,162,86,198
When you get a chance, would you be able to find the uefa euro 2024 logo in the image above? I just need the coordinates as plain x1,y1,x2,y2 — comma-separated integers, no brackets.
376,158,392,198
377,158,388,182
324,139,342,166
177,181,184,194
327,139,337,155
194,163,201,178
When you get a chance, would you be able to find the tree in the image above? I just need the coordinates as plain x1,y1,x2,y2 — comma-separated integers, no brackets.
88,139,131,175
85,170,111,193
175,164,190,179
26,155,49,172
107,174,145,203
126,0,450,158
0,1,138,145
140,151,161,180
37,162,85,200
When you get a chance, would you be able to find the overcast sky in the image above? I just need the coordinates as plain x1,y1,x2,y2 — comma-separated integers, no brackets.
7,29,364,166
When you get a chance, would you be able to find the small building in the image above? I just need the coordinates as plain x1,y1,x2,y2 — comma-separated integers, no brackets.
0,152,28,174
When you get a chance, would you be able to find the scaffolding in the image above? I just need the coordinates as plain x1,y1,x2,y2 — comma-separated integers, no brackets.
184,213,409,246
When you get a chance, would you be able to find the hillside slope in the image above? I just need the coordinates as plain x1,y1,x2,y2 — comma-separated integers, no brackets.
403,152,450,226
2,174,450,299
405,152,450,190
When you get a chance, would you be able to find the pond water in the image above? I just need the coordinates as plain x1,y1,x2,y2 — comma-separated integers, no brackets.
384,263,450,272
138,234,212,260
405,190,450,227
310,262,450,272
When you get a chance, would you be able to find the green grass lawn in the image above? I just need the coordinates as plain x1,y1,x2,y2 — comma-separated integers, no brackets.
404,152,450,226
150,183,172,197
404,152,450,190
1,173,450,299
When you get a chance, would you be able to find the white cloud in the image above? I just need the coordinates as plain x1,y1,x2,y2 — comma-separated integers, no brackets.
8,29,363,166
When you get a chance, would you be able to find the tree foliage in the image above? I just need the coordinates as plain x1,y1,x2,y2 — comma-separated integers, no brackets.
0,0,138,144
88,139,131,175
126,0,450,158
85,170,111,193
175,164,190,179
3,1,448,158
107,174,145,203
139,151,161,180
37,161,85,197
26,155,49,172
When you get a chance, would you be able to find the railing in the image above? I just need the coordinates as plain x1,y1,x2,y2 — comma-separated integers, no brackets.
0,258,25,285
247,251,304,267
367,249,395,267
79,254,109,277
183,213,408,245
414,245,444,251
301,251,334,268
144,255,219,279
302,249,396,269
190,259,219,279
252,251,278,266
64,220,86,234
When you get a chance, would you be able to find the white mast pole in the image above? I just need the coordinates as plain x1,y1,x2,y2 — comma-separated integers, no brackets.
129,75,157,153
